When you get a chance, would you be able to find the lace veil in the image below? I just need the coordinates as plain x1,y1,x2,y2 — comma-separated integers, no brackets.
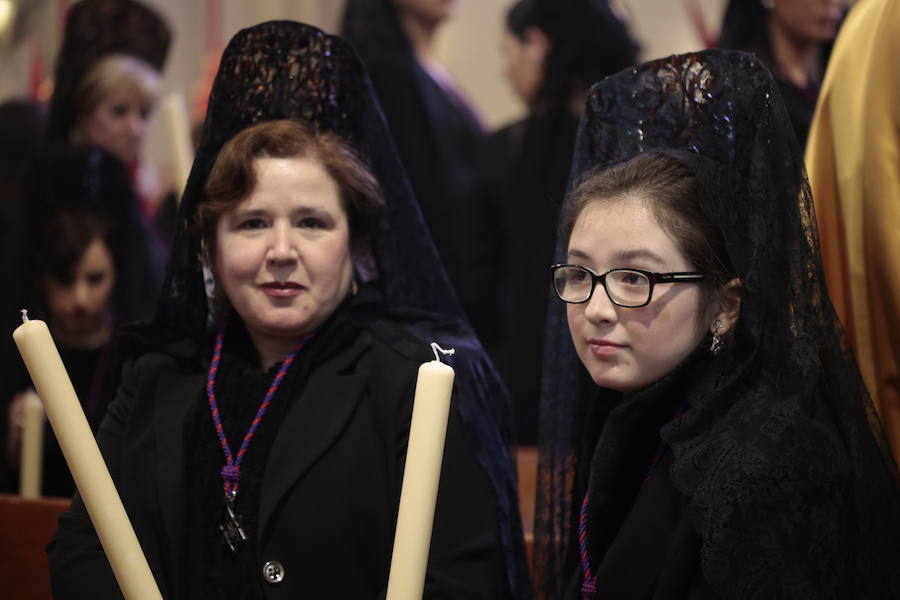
534,50,900,598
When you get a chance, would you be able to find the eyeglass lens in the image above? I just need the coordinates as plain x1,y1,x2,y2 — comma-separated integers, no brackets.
554,266,651,306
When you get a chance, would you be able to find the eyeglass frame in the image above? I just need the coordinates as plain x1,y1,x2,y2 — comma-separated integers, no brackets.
550,264,705,308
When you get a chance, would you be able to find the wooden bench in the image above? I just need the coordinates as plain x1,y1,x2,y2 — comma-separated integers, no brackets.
0,494,70,600
517,445,537,569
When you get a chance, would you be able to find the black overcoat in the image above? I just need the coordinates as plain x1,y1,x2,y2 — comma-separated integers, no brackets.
48,322,506,599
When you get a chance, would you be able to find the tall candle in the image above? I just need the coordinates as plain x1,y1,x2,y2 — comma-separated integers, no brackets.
13,313,163,600
386,344,455,600
160,91,193,203
19,389,44,498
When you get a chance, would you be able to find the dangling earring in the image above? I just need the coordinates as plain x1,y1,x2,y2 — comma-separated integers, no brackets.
710,319,723,356
351,279,359,297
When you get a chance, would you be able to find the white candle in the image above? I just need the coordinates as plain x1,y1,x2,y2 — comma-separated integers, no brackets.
19,389,44,498
160,91,193,203
13,313,163,600
386,344,455,600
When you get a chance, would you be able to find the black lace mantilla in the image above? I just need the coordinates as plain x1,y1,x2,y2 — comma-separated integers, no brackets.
534,50,900,599
121,21,529,598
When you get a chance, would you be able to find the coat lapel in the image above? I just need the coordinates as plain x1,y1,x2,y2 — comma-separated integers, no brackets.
153,369,204,556
258,342,369,537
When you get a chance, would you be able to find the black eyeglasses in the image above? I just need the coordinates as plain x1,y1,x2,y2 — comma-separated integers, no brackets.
551,264,705,307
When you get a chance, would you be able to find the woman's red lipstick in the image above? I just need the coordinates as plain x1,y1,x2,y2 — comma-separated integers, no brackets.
260,281,304,297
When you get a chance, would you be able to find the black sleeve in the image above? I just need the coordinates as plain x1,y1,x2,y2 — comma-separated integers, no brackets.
47,358,140,600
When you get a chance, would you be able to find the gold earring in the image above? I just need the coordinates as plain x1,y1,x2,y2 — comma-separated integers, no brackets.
710,319,723,356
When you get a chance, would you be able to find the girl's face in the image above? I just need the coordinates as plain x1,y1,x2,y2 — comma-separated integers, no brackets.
214,156,353,353
43,237,116,339
565,197,710,393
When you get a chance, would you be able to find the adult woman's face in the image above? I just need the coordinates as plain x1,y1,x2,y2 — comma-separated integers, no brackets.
43,237,116,339
215,156,353,351
78,85,152,163
565,197,708,393
768,0,844,44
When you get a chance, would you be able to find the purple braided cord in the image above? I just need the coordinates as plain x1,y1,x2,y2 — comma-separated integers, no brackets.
579,492,598,599
206,319,314,499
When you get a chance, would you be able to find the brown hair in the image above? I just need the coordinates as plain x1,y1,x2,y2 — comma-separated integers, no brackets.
196,119,384,255
563,152,735,315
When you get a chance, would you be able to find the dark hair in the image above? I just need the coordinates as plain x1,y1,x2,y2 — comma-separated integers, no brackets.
563,152,735,313
506,0,639,111
34,205,114,284
717,0,770,57
197,119,385,253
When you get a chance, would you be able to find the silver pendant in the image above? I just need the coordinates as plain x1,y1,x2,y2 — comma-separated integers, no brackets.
219,496,248,553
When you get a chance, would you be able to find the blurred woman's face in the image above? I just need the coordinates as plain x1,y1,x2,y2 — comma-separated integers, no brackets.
500,28,546,107
565,198,708,393
768,0,844,44
43,237,116,340
78,85,153,163
215,156,353,352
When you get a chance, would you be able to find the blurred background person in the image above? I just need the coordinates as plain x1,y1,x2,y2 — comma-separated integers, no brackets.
717,0,846,147
342,0,484,297
805,0,900,463
4,145,128,497
46,0,174,247
43,0,171,325
465,0,638,443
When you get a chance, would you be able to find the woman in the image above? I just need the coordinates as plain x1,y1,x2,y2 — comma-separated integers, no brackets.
48,21,528,599
3,144,130,497
46,0,170,314
466,0,638,443
533,50,900,598
6,195,119,497
718,0,846,147
341,0,484,295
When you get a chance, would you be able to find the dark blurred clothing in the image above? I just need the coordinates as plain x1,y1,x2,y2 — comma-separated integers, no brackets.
5,339,117,497
0,99,45,492
361,54,484,292
465,108,579,443
341,1,485,300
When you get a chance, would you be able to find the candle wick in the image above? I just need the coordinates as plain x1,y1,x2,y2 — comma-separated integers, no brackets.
430,342,455,362
20,309,29,323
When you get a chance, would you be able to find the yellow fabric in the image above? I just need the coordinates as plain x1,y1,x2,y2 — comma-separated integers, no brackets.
805,0,900,460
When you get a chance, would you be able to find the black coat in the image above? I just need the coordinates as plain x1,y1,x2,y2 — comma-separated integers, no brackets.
48,321,506,599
